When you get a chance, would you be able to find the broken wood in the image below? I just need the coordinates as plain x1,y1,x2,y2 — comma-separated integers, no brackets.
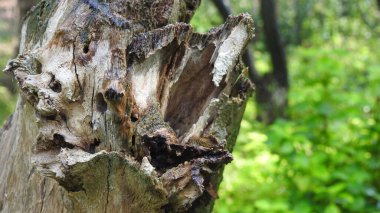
0,0,253,212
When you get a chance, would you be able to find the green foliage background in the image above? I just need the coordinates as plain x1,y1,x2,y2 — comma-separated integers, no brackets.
1,0,380,212
0,20,17,124
191,0,380,212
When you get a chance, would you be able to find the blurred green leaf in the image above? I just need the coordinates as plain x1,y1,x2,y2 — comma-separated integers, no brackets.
324,204,341,213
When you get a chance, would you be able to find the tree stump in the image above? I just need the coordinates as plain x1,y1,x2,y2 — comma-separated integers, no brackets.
0,0,253,212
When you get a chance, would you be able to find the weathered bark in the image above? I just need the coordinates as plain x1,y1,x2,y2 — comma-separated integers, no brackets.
14,0,39,53
212,0,289,124
18,0,39,26
0,0,253,212
211,0,259,84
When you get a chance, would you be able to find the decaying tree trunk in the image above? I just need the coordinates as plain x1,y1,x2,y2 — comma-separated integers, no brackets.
0,0,253,212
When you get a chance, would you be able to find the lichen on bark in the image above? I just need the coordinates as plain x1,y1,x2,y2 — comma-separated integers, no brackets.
0,0,254,212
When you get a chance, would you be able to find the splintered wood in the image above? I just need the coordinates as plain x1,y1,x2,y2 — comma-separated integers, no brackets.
0,0,253,212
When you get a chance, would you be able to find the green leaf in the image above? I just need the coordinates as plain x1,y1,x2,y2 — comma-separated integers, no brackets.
324,204,341,213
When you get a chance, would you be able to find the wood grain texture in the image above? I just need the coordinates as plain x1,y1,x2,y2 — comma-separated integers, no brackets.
0,0,253,212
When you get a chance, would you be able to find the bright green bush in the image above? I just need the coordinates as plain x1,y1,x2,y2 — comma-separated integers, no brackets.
0,86,16,124
214,38,380,212
192,0,380,212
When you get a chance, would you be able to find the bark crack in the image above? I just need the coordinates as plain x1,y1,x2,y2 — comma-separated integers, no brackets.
72,43,83,93
91,74,96,132
104,158,111,213
104,114,108,147
27,167,35,181
39,178,46,213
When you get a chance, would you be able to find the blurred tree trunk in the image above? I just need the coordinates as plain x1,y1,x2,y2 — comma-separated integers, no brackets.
212,0,289,124
293,0,305,45
293,0,302,44
293,0,314,45
0,0,253,212
258,0,289,123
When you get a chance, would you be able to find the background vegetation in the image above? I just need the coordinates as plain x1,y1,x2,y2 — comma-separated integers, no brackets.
0,13,17,123
191,0,380,212
1,0,380,212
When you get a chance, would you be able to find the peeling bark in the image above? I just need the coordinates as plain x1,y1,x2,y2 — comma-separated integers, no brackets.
0,0,253,212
